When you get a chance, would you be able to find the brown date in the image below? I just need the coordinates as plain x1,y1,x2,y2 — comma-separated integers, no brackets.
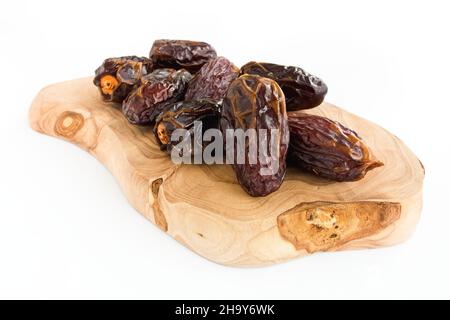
154,100,221,156
240,62,328,111
150,39,217,73
122,68,192,125
93,56,153,102
185,57,239,101
288,113,383,181
221,75,289,197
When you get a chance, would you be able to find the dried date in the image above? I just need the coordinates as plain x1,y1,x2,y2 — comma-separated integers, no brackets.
93,56,153,102
122,68,192,125
288,113,383,181
221,75,289,197
154,100,221,156
240,62,328,111
150,39,217,73
185,57,239,101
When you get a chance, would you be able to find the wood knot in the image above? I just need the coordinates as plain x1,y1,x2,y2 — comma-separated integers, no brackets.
306,209,337,229
55,111,84,138
277,201,401,253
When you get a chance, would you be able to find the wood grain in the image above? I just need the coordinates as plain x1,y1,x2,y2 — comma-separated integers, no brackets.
28,77,425,267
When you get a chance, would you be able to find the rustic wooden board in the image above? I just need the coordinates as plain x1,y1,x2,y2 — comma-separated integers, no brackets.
29,77,425,267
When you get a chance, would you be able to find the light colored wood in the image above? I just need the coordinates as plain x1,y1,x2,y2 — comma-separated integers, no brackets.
28,77,425,267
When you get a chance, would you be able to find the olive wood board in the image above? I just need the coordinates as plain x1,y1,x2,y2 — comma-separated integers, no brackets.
28,77,425,267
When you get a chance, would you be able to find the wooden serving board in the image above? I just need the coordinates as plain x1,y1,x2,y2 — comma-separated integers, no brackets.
29,77,425,267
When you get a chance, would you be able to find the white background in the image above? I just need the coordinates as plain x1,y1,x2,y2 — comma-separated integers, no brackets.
0,0,449,299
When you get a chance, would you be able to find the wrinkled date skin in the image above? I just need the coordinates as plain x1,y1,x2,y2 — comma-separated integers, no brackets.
288,113,383,181
221,75,289,197
93,56,153,102
185,57,239,101
122,68,192,125
154,100,221,156
150,39,217,73
240,62,328,111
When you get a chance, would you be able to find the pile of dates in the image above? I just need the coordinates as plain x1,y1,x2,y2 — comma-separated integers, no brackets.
94,39,383,197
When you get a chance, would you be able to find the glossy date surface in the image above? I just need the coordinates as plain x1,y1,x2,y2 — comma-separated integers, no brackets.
240,62,328,111
154,100,221,156
122,68,192,125
221,75,289,197
150,39,217,73
93,56,153,102
185,57,239,101
288,113,383,181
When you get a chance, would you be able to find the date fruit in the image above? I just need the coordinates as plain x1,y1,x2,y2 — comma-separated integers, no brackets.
150,39,217,73
288,113,383,181
93,56,153,102
122,68,192,125
221,75,289,197
185,57,239,101
240,62,328,111
154,100,221,156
